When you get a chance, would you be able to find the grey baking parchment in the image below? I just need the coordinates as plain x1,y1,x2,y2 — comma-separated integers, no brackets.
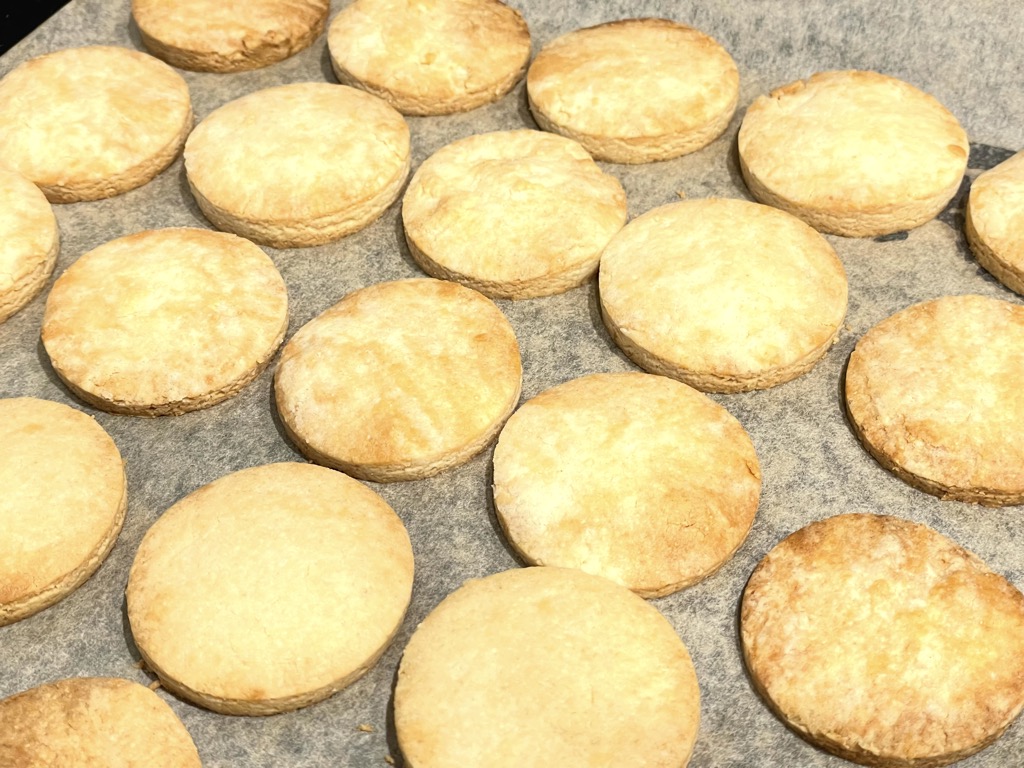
2,2,1024,766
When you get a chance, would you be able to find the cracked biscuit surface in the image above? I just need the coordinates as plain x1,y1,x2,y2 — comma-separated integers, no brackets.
126,462,414,715
738,70,968,236
493,372,761,597
845,294,1024,505
741,513,1024,767
0,46,192,203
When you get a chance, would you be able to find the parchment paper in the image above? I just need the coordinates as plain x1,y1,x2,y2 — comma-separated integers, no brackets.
2,2,1023,766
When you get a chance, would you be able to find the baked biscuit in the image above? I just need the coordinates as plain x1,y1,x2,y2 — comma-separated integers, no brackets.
493,372,761,597
0,46,192,203
0,397,126,626
402,130,627,299
599,198,848,392
741,513,1024,767
738,70,968,237
126,462,414,715
184,83,410,248
275,278,521,482
327,0,530,115
845,294,1024,505
0,167,59,323
132,0,329,72
527,19,739,163
42,228,288,416
965,150,1024,295
0,677,201,767
395,567,701,767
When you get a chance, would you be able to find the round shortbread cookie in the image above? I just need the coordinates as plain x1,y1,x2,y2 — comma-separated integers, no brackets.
327,0,530,115
0,167,59,323
126,462,414,715
738,70,968,237
395,567,701,767
845,294,1024,505
41,228,288,417
526,18,739,164
599,198,848,392
493,372,761,597
0,677,201,767
966,150,1024,295
184,82,410,248
132,0,329,72
275,278,522,482
0,46,192,203
741,513,1024,767
0,397,126,627
402,130,627,299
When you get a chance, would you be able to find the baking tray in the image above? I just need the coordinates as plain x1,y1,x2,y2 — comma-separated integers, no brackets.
2,1,1023,765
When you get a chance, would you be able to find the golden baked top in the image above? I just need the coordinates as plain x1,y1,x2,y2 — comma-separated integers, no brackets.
967,150,1024,271
42,228,288,415
395,566,701,767
493,372,761,597
0,46,192,201
742,513,1024,766
328,0,530,114
0,167,58,320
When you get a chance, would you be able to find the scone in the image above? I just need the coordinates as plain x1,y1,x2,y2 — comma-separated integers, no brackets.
275,278,522,482
492,372,761,597
395,567,701,767
0,46,192,203
132,0,330,72
527,19,739,163
0,167,59,323
0,397,126,626
42,228,288,416
599,198,848,392
844,294,1024,505
965,150,1024,295
126,462,414,715
402,130,627,299
738,70,968,236
327,0,530,115
184,82,410,248
741,513,1024,767
0,677,201,767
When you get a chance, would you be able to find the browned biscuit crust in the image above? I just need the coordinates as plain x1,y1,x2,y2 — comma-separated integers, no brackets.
0,167,59,323
845,294,1024,505
965,150,1024,295
132,0,329,72
0,677,201,766
328,0,530,115
395,567,701,767
738,70,968,237
527,18,739,164
0,46,192,203
741,513,1024,767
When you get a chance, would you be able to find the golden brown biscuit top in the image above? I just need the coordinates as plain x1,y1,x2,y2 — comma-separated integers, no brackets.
184,83,410,221
0,167,58,295
0,397,125,615
0,677,201,767
328,0,530,107
739,70,968,211
126,462,414,704
742,513,1024,764
41,228,288,410
527,18,738,140
968,150,1024,265
403,130,627,282
132,0,329,56
599,198,848,378
845,294,1024,496
493,372,760,596
0,46,191,190
275,278,522,471
395,566,700,768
